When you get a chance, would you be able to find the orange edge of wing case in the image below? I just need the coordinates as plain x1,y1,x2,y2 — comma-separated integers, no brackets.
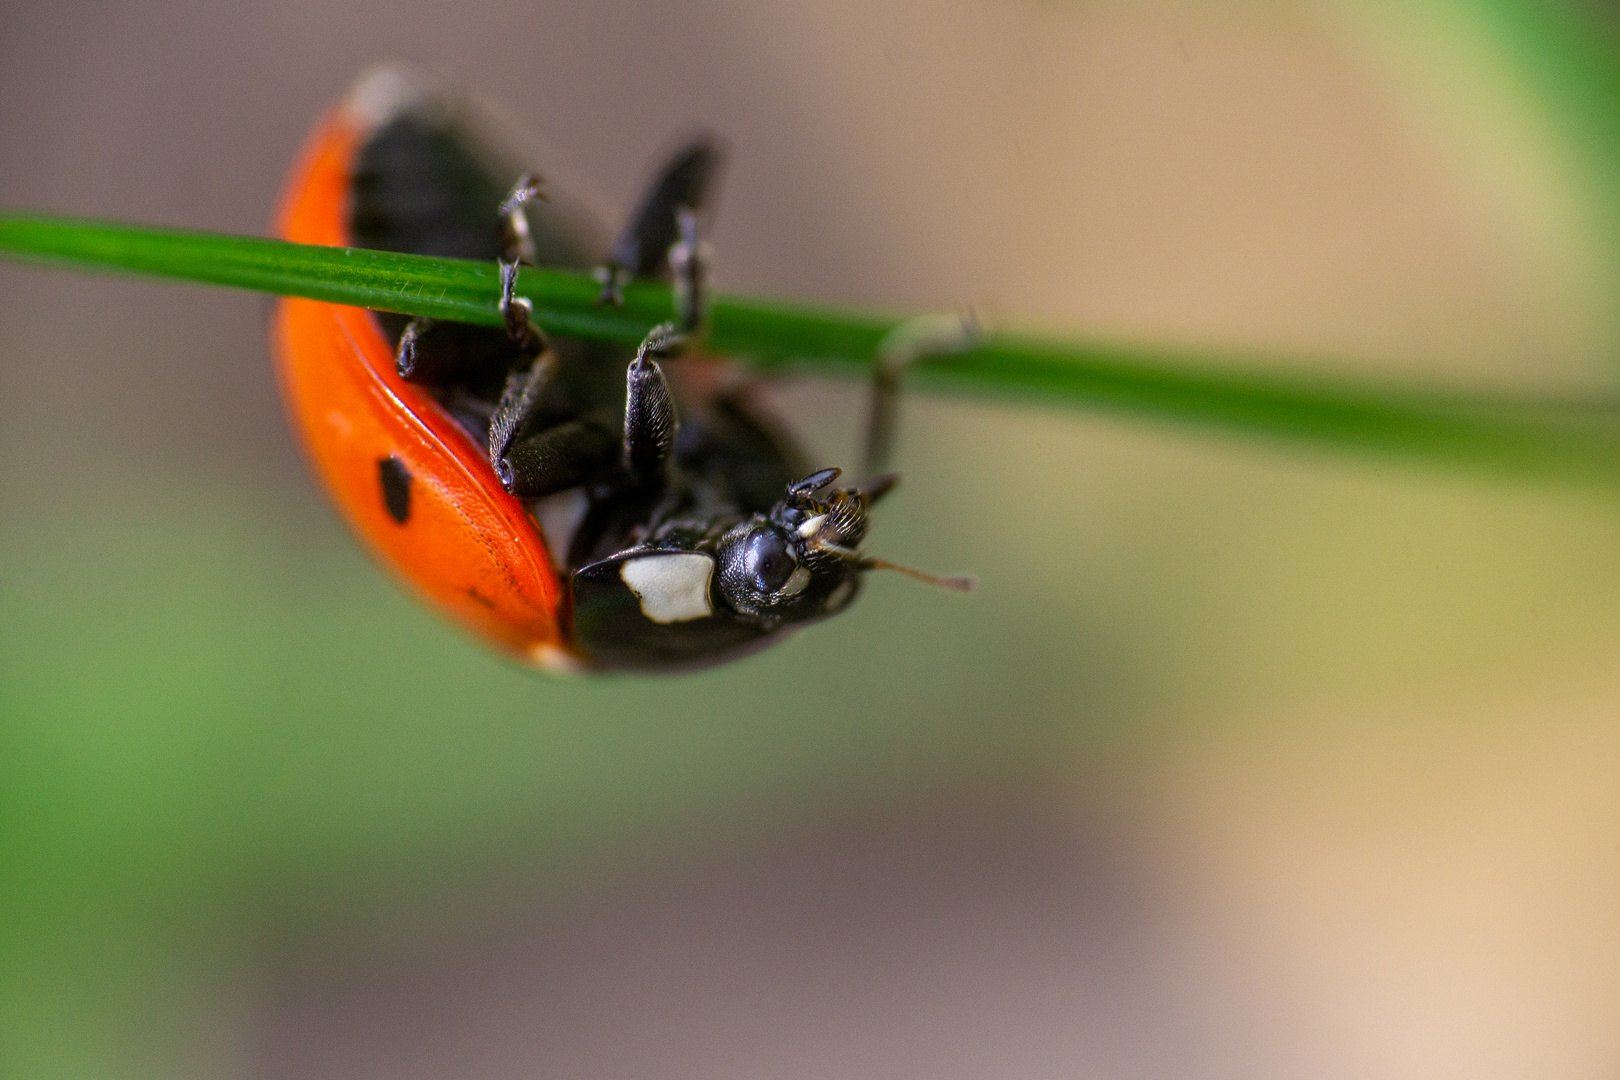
268,108,577,671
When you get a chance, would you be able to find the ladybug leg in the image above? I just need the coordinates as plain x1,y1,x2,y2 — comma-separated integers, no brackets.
622,322,684,488
497,174,549,350
473,176,602,498
499,173,545,266
667,206,710,333
496,417,620,498
592,265,632,310
394,315,440,380
393,169,546,391
594,141,720,316
497,258,547,353
393,316,512,386
487,348,621,498
862,311,981,479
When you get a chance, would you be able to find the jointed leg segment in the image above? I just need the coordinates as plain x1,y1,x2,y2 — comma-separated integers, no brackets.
622,323,684,488
862,311,981,480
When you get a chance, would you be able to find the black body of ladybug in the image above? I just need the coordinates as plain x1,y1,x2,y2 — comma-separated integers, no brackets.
272,67,966,673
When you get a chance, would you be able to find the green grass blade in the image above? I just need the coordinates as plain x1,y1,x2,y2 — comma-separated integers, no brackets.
3,210,1620,485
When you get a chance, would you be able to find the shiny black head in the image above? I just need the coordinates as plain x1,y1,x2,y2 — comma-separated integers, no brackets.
713,468,884,627
570,468,968,672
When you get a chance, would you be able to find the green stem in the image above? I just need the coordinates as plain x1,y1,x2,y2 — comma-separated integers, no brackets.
2,211,1618,485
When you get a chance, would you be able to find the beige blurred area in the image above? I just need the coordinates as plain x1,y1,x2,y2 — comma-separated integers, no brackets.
3,1,1619,1078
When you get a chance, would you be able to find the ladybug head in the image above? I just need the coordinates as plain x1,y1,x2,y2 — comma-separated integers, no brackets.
712,469,971,629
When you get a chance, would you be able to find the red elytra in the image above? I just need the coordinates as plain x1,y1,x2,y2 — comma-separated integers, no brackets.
270,106,576,670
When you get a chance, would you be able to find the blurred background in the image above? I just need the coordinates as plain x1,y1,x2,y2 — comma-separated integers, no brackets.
4,1,1620,1077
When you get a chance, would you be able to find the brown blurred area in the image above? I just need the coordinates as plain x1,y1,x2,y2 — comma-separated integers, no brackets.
3,2,1619,1079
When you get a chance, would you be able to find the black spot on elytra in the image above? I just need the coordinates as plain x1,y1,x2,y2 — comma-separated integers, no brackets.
378,456,412,524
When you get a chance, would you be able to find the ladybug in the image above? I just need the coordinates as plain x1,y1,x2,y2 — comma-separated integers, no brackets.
271,67,968,672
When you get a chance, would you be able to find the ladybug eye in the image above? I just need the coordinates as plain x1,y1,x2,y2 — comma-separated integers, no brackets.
741,529,796,594
717,521,816,619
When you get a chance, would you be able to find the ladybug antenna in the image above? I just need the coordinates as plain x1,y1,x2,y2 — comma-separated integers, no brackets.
858,557,975,593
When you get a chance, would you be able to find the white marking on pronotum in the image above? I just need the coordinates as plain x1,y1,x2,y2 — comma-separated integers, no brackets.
530,487,589,572
797,514,826,539
620,554,714,623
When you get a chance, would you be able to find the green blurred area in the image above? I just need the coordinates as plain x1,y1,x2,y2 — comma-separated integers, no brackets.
8,392,1620,1074
7,1,1620,1077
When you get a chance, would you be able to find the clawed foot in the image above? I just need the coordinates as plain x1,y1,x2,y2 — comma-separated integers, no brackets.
594,202,711,337
633,320,687,365
499,173,545,266
499,258,545,353
593,263,631,308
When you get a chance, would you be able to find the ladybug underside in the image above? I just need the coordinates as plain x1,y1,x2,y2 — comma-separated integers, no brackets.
345,101,875,670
